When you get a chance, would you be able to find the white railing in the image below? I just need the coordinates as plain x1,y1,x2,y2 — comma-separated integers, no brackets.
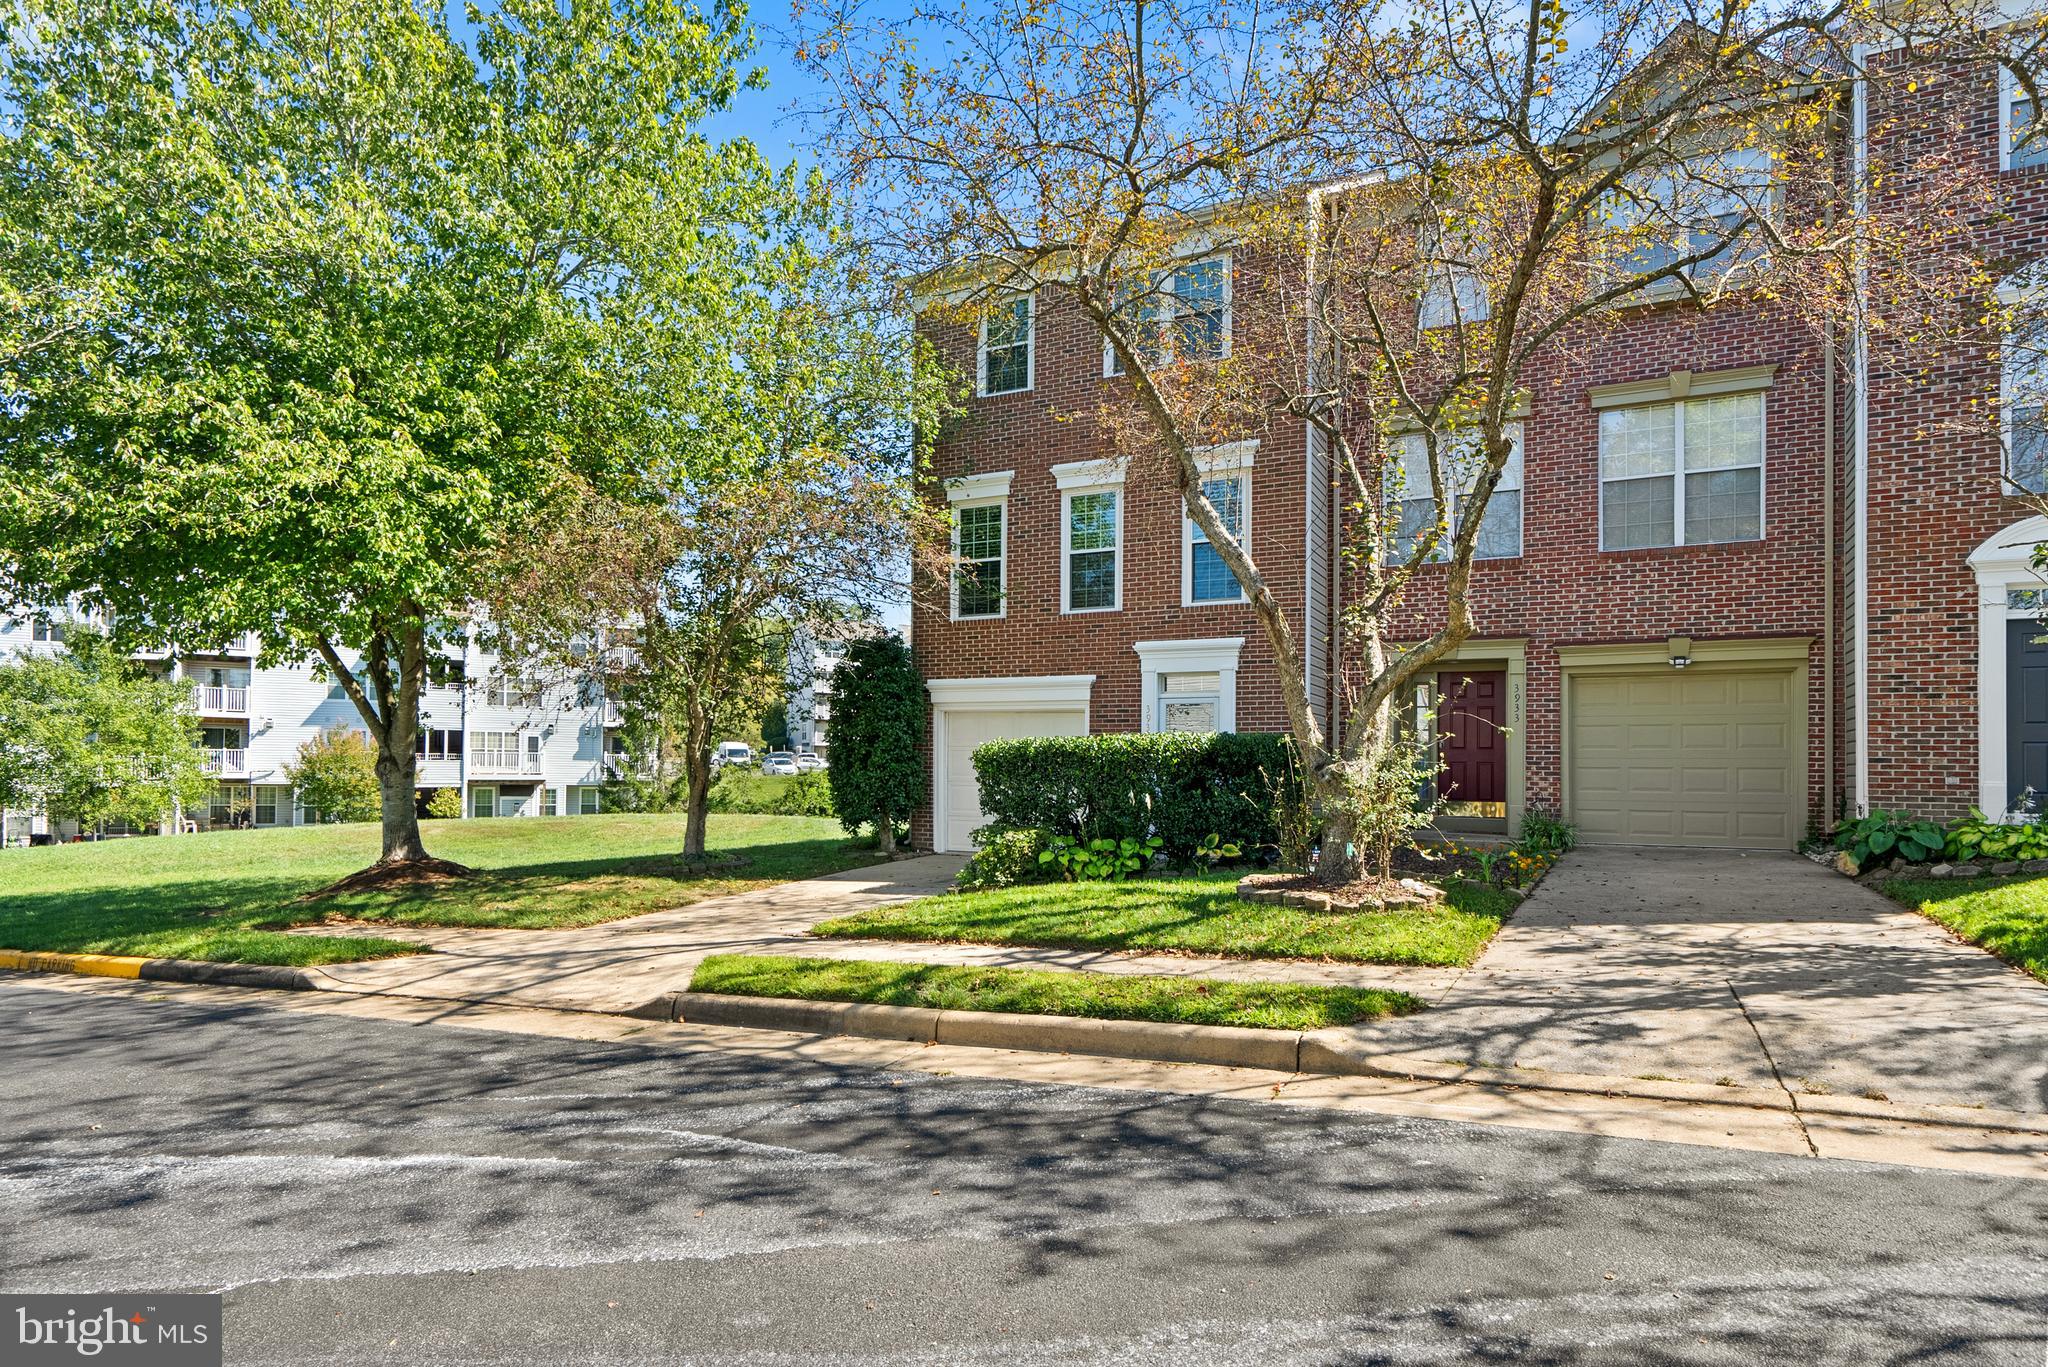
470,752,542,776
190,685,248,713
601,701,624,727
203,748,247,775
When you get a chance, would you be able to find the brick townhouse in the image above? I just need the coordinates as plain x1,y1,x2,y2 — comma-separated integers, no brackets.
908,47,2048,854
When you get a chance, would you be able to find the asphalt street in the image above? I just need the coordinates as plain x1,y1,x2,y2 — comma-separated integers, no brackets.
1,978,2044,1366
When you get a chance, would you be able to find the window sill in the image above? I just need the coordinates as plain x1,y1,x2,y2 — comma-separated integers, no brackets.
976,386,1033,399
1062,606,1122,616
1598,536,1765,560
949,612,1008,623
1183,595,1248,608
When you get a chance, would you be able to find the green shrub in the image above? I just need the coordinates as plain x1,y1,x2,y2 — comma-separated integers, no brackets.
1834,809,1944,866
958,827,1054,890
707,771,831,816
1039,834,1163,881
970,731,1299,862
284,725,380,824
1942,811,2048,863
1516,808,1576,855
424,787,463,820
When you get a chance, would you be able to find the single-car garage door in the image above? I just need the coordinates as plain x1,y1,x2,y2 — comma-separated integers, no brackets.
1568,668,1800,849
937,708,1088,852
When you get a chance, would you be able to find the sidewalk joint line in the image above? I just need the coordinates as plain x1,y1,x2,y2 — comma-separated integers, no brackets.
1727,980,1816,1157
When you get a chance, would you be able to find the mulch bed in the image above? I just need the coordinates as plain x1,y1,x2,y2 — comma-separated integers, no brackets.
1237,871,1445,912
297,857,477,901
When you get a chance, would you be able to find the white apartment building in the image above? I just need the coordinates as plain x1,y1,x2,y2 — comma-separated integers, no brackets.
784,626,873,759
0,608,630,841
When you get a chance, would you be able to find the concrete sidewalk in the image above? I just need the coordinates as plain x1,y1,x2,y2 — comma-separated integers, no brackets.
290,844,2048,1118
296,854,1454,1015
1331,847,2048,1114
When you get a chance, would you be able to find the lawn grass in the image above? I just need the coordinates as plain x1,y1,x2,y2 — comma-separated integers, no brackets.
1885,874,2048,982
0,814,883,966
690,953,1424,1030
811,871,1516,967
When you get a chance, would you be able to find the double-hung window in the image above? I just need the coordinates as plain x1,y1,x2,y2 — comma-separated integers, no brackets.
1064,489,1121,612
1599,392,1764,550
1105,257,1230,374
953,503,1006,617
1186,473,1248,604
980,296,1033,395
1603,148,1774,281
2006,318,2048,491
1416,219,1490,330
1386,429,1523,563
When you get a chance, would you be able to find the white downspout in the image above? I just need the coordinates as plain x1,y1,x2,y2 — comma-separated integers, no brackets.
1852,45,1872,816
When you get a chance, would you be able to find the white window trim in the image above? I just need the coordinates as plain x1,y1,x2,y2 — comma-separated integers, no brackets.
1102,253,1233,377
1061,482,1124,614
977,294,1035,397
2000,65,2046,173
1596,392,1768,552
1184,469,1250,606
1133,638,1244,733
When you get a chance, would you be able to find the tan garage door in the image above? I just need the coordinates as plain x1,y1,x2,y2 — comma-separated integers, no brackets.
939,709,1088,851
1568,668,1799,849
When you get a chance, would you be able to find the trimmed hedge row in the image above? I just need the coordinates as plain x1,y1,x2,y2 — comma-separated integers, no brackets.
971,731,1300,861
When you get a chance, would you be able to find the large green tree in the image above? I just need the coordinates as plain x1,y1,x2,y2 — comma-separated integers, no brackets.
827,634,925,854
0,625,213,833
0,0,775,872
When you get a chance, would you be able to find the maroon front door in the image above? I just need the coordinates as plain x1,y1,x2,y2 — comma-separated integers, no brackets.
1436,671,1506,813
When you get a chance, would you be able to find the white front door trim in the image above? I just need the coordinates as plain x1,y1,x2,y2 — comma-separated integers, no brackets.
1968,515,2048,816
927,675,1095,852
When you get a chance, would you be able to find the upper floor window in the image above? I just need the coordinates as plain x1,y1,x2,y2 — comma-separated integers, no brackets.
2005,320,2048,491
1186,473,1248,604
2006,69,2048,170
486,675,545,710
1602,148,1774,281
30,616,64,643
414,727,461,761
952,501,1006,618
1104,257,1230,375
1386,428,1522,563
980,295,1034,395
1417,220,1490,330
1063,488,1121,611
1599,392,1764,550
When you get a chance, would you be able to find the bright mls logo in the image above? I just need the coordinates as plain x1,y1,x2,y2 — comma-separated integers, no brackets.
2,1295,220,1365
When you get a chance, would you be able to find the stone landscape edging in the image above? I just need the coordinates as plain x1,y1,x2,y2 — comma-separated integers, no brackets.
9,948,2047,1139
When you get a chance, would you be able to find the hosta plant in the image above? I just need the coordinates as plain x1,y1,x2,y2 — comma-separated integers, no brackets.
1834,810,1945,867
1039,835,1164,882
1942,812,2048,863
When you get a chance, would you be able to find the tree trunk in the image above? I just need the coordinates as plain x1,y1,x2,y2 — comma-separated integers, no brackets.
683,752,711,860
875,810,897,854
375,742,429,864
1315,777,1360,886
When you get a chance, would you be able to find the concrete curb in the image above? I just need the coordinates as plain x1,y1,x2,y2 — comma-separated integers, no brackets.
12,950,2048,1140
0,948,324,993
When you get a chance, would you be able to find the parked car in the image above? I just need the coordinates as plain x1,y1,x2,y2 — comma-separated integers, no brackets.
794,753,827,773
713,740,753,771
760,751,799,776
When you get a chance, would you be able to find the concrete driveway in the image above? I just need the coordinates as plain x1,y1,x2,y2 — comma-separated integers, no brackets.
1339,847,2048,1114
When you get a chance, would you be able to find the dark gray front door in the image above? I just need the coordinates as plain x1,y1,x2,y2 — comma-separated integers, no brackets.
2008,617,2048,810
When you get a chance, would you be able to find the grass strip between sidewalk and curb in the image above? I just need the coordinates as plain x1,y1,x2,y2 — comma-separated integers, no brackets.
809,871,1518,967
686,953,1425,1030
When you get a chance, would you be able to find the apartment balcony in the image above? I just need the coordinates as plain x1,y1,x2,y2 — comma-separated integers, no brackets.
601,701,624,727
190,684,249,714
202,748,248,776
470,754,542,777
188,634,258,658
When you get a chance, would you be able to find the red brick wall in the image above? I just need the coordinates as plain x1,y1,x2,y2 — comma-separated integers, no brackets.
1378,301,1839,832
909,276,1311,848
1860,53,2043,818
